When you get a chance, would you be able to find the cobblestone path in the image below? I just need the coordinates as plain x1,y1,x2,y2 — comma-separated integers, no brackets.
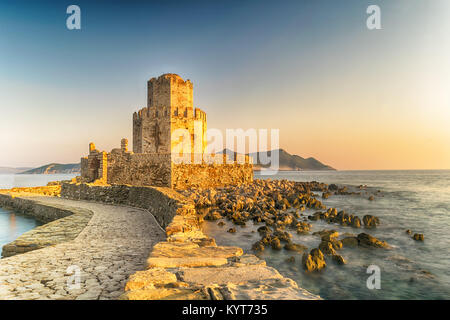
0,197,165,300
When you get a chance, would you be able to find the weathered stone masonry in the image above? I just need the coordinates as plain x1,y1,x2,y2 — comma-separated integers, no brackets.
80,73,253,190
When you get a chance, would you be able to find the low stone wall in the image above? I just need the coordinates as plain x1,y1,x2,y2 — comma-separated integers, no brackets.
0,193,70,223
61,183,190,228
0,193,93,257
171,163,253,190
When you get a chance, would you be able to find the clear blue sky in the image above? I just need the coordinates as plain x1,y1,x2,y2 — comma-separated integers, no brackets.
1,0,449,169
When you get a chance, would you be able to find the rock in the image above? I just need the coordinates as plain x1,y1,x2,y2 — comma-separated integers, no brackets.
368,196,375,201
257,225,272,235
331,239,343,250
351,216,361,228
125,269,177,291
177,265,283,286
357,233,390,248
271,238,282,250
217,221,225,227
273,229,292,242
121,288,209,300
252,241,265,252
363,215,379,228
150,242,243,259
341,237,358,247
318,241,336,255
332,254,346,265
302,249,326,272
204,210,222,221
286,256,295,263
328,184,338,191
227,227,236,233
412,233,424,241
284,242,307,253
314,229,339,241
147,257,228,268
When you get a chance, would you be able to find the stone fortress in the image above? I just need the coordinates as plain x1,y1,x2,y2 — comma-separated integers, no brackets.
80,73,253,189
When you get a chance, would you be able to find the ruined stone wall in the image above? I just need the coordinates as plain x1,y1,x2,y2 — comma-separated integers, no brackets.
171,163,253,190
106,152,172,187
61,183,191,228
133,107,171,154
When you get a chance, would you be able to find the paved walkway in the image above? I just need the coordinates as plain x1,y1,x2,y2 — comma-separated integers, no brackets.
0,197,165,300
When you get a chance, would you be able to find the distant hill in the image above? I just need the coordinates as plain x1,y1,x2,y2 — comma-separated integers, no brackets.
221,149,335,171
0,167,32,174
20,163,81,174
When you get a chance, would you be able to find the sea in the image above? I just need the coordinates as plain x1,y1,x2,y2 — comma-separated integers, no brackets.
0,171,449,299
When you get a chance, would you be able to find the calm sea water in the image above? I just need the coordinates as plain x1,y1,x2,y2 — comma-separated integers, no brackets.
203,170,450,299
0,174,77,250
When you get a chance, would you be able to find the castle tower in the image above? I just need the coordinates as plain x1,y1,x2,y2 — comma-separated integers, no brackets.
133,74,207,157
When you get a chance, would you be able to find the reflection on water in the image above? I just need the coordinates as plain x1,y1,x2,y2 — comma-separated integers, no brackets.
203,170,450,299
0,174,74,254
0,207,43,250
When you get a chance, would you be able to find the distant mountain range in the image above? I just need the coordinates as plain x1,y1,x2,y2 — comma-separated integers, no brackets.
0,167,32,174
19,163,81,175
221,149,335,171
1,148,334,175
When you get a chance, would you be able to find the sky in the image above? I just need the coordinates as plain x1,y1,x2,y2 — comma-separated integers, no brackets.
0,0,449,170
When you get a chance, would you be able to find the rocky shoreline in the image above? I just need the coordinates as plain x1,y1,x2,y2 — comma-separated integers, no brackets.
179,179,391,273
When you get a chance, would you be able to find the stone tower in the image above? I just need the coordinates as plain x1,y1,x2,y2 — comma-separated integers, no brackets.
133,73,207,157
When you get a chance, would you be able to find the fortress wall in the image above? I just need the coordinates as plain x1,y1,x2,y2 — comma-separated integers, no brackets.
106,152,172,187
0,192,72,223
133,106,171,154
171,163,253,190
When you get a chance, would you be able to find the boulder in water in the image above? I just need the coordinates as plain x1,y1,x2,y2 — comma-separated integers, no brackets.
270,237,282,250
332,254,346,265
318,241,336,255
284,242,307,253
363,215,379,228
302,248,326,272
413,233,424,241
357,233,390,248
351,216,361,228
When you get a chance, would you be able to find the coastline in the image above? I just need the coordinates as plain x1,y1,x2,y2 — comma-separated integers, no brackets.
0,184,320,300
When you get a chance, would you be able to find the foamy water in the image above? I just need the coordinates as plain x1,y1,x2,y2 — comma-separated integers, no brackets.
203,170,450,299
